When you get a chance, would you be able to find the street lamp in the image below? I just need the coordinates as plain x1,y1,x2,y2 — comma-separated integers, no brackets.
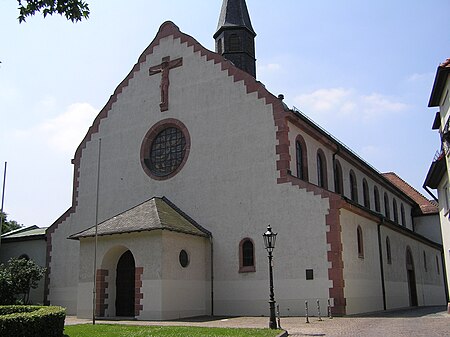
263,224,277,329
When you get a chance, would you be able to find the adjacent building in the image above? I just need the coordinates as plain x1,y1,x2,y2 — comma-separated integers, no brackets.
424,58,450,313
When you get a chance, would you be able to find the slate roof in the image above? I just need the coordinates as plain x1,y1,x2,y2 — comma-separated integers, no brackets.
69,197,211,240
215,0,255,36
382,172,438,215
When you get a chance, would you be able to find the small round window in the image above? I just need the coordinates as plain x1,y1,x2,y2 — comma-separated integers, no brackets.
179,250,189,268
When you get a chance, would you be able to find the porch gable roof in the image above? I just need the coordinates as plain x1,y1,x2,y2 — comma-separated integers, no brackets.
69,197,211,240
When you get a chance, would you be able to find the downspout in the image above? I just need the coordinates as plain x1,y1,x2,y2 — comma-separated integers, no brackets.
210,236,214,316
377,220,387,311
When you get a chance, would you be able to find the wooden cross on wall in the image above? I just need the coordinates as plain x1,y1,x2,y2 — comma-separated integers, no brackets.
149,56,183,112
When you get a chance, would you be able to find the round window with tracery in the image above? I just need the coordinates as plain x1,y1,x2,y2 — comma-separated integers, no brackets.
149,127,186,177
140,119,190,180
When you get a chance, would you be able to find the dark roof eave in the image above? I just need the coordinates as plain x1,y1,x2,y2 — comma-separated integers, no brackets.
213,24,256,38
432,111,441,130
68,227,210,241
429,66,450,107
0,234,46,243
423,156,447,189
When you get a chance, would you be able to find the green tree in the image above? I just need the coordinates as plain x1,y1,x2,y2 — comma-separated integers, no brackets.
17,0,90,23
0,257,46,304
1,211,22,235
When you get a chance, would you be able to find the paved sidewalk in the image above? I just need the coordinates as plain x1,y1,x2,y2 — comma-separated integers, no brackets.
65,306,450,337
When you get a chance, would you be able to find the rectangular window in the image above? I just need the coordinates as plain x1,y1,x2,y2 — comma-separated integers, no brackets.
306,269,314,280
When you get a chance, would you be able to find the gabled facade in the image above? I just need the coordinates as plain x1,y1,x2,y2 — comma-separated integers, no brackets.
424,58,450,312
42,1,446,320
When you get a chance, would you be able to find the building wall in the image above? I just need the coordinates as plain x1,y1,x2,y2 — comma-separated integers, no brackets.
160,231,210,320
437,177,450,303
287,123,415,231
414,214,442,245
340,209,445,315
0,238,46,304
340,209,384,314
76,231,210,320
381,227,445,309
434,76,450,305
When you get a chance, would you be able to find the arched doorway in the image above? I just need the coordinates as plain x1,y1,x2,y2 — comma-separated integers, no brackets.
406,247,418,307
116,250,135,317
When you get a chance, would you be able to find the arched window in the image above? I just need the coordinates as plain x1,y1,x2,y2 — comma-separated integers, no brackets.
295,135,308,181
357,226,364,258
239,238,255,273
374,186,381,212
334,159,343,194
363,178,370,208
349,170,358,202
317,150,327,189
386,236,392,264
393,199,398,223
384,193,390,219
400,204,406,227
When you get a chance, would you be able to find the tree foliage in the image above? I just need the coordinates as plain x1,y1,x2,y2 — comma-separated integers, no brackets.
17,0,90,23
1,211,22,235
0,257,46,304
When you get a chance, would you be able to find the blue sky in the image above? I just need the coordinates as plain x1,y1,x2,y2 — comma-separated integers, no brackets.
1,0,449,227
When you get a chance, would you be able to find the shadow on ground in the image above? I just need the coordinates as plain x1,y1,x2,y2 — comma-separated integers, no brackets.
347,305,447,318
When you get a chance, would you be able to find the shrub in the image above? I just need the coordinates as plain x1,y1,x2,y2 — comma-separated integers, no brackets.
0,258,46,304
0,305,65,337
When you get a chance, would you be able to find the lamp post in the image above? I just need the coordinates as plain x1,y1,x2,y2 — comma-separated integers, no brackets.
263,224,277,329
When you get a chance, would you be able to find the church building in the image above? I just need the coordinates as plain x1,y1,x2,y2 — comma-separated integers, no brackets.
43,0,446,319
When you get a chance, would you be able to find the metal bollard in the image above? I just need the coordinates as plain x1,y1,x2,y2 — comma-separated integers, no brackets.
317,299,322,321
276,304,282,329
328,298,333,319
305,300,309,323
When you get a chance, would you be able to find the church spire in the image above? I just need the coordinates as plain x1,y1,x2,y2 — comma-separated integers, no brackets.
214,0,257,78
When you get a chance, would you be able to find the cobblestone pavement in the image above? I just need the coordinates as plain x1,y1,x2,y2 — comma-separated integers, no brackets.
65,306,450,337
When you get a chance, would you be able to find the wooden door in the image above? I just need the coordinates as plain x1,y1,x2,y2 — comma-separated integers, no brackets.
115,250,135,317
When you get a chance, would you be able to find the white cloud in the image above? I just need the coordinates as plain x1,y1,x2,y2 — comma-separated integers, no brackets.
293,87,408,124
258,63,282,73
35,96,58,113
11,102,98,154
406,72,433,83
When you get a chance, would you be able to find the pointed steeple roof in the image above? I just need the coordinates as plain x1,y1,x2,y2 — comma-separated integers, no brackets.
214,0,256,37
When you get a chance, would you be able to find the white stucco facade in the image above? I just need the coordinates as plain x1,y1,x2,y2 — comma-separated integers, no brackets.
43,20,446,320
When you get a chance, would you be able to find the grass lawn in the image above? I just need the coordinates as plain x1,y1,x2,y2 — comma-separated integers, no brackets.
64,324,283,337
